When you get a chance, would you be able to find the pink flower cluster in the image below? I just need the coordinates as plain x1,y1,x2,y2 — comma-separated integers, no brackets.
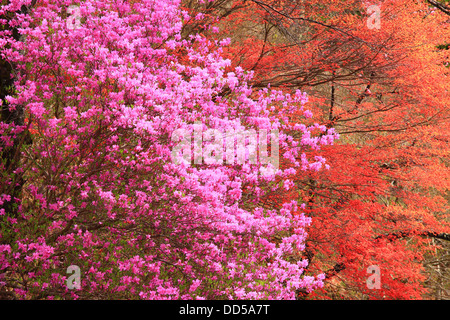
0,0,338,299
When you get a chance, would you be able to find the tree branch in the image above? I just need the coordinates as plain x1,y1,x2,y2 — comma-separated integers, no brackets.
375,231,450,242
427,0,450,16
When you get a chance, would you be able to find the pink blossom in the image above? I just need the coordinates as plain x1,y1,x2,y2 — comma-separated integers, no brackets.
0,0,336,300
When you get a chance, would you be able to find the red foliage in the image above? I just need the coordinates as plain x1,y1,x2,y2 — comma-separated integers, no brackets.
189,0,450,299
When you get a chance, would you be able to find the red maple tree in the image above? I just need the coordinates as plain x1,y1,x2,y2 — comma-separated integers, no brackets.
183,0,450,299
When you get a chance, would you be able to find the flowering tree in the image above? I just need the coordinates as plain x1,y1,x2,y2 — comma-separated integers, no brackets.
0,0,337,299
